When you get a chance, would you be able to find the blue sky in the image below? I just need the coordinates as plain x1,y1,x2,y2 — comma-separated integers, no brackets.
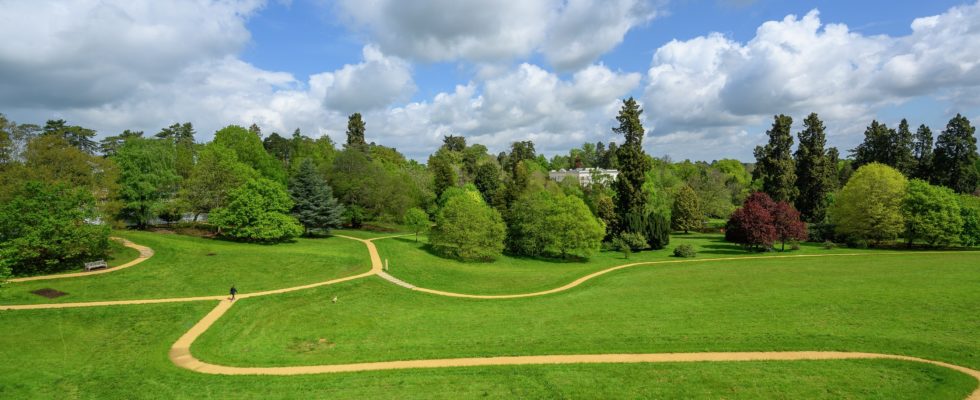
2,0,978,161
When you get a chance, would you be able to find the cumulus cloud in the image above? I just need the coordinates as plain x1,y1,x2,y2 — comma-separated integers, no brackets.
0,0,263,108
643,3,980,157
335,0,658,70
312,45,415,114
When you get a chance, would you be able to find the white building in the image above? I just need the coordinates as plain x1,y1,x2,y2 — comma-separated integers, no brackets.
548,168,619,186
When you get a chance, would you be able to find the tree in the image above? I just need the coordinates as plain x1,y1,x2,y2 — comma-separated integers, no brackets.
771,201,807,250
180,144,256,220
829,163,907,246
671,185,702,233
345,113,366,150
507,190,605,259
794,113,833,222
289,159,344,236
958,195,980,247
209,178,303,241
473,162,502,206
263,131,293,169
213,125,286,183
613,97,650,229
0,181,110,276
429,152,458,199
114,138,180,229
612,232,647,259
932,114,979,193
430,188,505,261
442,135,466,152
902,180,962,247
99,129,143,157
893,119,916,175
404,207,430,242
754,114,798,202
912,124,934,180
725,192,777,251
42,119,98,154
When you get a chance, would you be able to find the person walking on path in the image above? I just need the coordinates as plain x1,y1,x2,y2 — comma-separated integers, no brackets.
229,285,238,301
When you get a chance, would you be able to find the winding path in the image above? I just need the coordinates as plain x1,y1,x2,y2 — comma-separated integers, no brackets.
8,237,154,283
2,233,979,398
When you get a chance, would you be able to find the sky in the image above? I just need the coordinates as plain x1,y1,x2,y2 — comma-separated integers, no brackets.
1,0,978,162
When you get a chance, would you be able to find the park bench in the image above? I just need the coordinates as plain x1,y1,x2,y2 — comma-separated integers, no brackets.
83,260,108,271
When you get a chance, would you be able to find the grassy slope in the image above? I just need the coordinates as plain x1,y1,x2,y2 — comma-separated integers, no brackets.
376,234,892,295
0,304,972,399
196,253,980,371
0,231,369,305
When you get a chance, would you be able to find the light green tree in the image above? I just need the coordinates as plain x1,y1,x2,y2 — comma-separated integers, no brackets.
430,188,505,261
958,195,980,247
212,125,286,183
209,178,303,241
114,138,180,229
671,184,702,233
403,207,430,243
830,163,907,245
508,190,605,259
902,179,962,247
180,144,257,220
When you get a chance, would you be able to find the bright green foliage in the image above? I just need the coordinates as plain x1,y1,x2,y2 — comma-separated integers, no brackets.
330,147,417,222
508,190,605,259
753,114,798,203
345,113,367,150
98,129,143,157
180,144,257,220
155,122,197,179
212,125,286,183
0,181,109,276
430,188,505,261
403,207,430,242
209,178,303,242
830,163,908,245
959,195,980,246
611,232,648,259
673,243,697,258
114,138,180,229
289,158,344,236
912,124,934,181
671,185,702,233
902,179,962,247
613,97,650,227
643,157,681,221
429,151,458,199
932,114,979,193
794,113,834,222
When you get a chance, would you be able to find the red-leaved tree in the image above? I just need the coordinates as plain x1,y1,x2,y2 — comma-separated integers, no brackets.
725,193,777,251
771,201,808,250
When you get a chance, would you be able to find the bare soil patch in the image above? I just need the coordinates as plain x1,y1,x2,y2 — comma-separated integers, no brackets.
30,288,68,298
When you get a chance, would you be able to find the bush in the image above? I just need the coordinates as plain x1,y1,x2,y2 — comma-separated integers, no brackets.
673,244,697,258
612,232,648,259
790,242,801,251
209,178,303,242
808,222,836,243
822,240,837,250
625,212,670,250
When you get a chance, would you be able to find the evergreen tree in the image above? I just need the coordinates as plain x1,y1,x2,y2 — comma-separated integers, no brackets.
473,162,502,206
345,113,366,150
248,123,262,137
613,97,650,230
671,184,702,233
932,114,979,194
852,120,896,169
42,119,98,154
442,135,466,152
912,124,934,181
893,119,916,175
753,114,798,203
794,113,833,222
825,147,841,190
288,158,344,236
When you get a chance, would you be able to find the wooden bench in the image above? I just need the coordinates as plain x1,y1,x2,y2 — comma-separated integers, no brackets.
83,260,108,271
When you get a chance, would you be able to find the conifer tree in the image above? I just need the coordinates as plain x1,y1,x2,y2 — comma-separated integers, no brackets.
613,97,650,229
794,113,832,222
912,124,934,181
288,158,344,235
671,184,702,233
753,114,798,203
894,119,916,176
932,114,979,193
345,113,366,150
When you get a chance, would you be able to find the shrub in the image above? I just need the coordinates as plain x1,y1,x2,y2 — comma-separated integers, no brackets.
673,244,697,258
612,232,648,259
822,240,837,250
790,242,801,251
209,178,303,242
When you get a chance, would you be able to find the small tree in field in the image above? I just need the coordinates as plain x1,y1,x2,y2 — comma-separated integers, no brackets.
830,163,907,246
289,158,344,236
725,192,777,251
403,207,430,242
772,201,808,251
671,184,702,233
209,178,303,242
612,232,647,259
430,189,505,261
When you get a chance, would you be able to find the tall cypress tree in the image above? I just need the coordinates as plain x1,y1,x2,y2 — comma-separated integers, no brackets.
793,113,832,222
345,113,366,150
893,119,915,175
753,114,798,203
289,158,344,236
912,124,934,181
932,114,979,193
613,97,650,231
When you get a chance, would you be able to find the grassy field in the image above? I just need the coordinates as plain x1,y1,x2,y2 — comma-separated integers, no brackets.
0,231,369,305
195,253,980,370
375,233,889,295
0,303,973,399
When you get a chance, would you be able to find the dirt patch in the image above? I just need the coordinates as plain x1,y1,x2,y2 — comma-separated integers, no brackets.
206,252,217,256
30,288,68,298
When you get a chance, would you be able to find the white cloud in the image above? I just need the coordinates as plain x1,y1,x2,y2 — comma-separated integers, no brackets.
312,45,415,113
335,0,658,70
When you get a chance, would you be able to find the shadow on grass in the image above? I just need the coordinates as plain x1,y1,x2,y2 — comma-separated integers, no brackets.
389,236,590,264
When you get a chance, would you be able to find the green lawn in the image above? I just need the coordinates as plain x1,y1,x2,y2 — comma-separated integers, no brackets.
0,231,369,305
375,233,890,295
195,253,980,372
0,303,973,399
